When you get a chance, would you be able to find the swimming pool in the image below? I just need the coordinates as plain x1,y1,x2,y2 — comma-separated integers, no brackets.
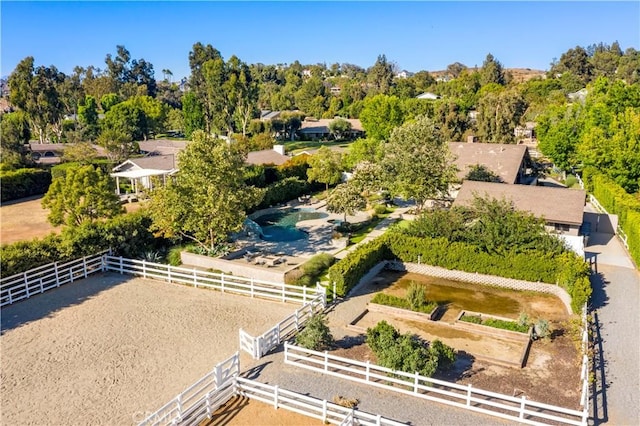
255,209,328,242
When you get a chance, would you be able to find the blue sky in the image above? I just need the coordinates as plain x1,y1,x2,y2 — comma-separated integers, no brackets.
2,1,639,80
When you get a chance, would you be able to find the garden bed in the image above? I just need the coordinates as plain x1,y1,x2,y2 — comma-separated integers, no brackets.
366,300,440,321
454,310,532,341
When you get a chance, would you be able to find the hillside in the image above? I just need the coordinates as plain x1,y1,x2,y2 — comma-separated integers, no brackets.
430,68,546,83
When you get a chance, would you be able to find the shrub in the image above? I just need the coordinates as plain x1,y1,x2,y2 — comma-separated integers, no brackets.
564,175,578,188
460,314,482,324
366,321,456,378
373,203,387,215
0,168,52,202
292,253,335,286
327,237,390,296
255,177,311,210
406,282,426,310
518,312,531,328
482,318,530,333
295,314,334,350
534,319,551,339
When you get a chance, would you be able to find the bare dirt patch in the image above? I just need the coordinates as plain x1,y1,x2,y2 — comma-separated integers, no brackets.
204,396,323,425
0,274,297,426
0,197,144,245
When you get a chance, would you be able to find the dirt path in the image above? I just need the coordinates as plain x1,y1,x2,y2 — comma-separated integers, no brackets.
1,273,296,426
0,197,144,245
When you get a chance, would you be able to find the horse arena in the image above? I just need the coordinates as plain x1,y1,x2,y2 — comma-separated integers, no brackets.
0,273,296,425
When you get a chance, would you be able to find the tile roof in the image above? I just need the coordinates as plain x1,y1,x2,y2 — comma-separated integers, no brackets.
246,149,290,166
448,142,528,184
453,181,586,225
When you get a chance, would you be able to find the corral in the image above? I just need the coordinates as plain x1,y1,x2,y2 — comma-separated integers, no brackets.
0,273,296,426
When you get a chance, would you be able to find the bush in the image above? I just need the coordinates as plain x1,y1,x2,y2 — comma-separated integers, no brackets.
460,314,482,324
371,292,437,314
292,253,335,286
0,168,52,202
373,204,387,215
366,321,456,377
255,177,311,210
51,160,112,179
295,314,334,350
406,282,426,310
534,319,551,339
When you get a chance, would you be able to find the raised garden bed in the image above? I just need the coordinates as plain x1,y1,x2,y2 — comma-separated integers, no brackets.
367,300,440,321
454,310,532,341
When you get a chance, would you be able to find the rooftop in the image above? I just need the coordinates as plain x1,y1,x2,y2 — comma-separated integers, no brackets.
453,181,586,226
448,142,528,184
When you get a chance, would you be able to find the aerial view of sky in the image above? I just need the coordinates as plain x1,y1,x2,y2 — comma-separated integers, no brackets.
2,1,639,79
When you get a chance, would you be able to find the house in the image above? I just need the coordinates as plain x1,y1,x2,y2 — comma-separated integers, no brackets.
138,139,188,156
111,155,178,195
448,142,532,184
246,145,290,166
329,86,341,95
452,180,586,236
395,70,414,79
298,118,364,140
416,92,441,100
260,110,282,121
514,122,537,139
28,142,108,165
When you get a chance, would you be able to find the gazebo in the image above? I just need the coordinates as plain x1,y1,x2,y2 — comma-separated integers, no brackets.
111,155,178,196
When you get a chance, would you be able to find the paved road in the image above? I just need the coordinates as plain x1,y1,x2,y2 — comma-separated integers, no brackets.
588,232,640,425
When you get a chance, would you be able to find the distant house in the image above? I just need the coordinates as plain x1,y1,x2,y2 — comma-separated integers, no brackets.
28,142,108,165
298,118,364,140
138,139,188,156
395,70,414,79
329,86,342,95
514,122,537,139
453,180,586,236
448,142,532,184
260,110,282,121
246,145,290,166
416,92,441,100
568,88,588,103
111,155,178,195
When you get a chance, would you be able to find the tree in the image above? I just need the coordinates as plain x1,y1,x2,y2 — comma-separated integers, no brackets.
101,101,147,141
329,118,352,140
349,161,383,195
77,95,100,140
446,62,468,79
465,164,501,182
367,54,395,95
380,115,456,211
100,93,121,112
480,53,506,86
325,182,366,222
476,89,527,143
0,111,31,169
147,131,263,252
551,46,594,86
344,138,382,169
294,314,334,350
42,165,124,227
182,91,205,138
97,128,136,164
359,94,404,140
61,142,98,164
307,146,343,191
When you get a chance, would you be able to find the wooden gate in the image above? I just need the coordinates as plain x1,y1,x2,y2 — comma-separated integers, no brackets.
239,328,258,359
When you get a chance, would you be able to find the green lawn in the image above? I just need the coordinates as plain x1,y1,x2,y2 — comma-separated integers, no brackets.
348,211,393,244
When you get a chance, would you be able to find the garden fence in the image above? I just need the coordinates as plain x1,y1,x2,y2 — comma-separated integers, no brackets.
239,291,326,359
0,254,105,307
102,255,317,304
284,343,588,426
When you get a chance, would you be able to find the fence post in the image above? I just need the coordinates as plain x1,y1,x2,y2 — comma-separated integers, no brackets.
376,414,382,426
69,267,74,283
205,392,212,418
333,282,336,304
142,259,147,279
54,262,60,285
215,363,222,387
366,361,370,382
83,256,88,278
101,255,106,272
24,272,30,297
276,324,281,345
519,395,526,420
466,384,472,406
221,273,225,293
324,351,329,372
295,309,300,330
274,385,279,409
303,286,307,303
414,371,419,394
119,256,124,274
193,269,197,287
322,399,327,423
39,278,44,294
175,394,182,422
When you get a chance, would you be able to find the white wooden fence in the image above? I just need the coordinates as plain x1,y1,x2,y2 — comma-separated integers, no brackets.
102,255,318,304
0,254,105,307
284,343,588,426
235,377,406,426
138,352,240,426
240,292,326,359
579,304,591,413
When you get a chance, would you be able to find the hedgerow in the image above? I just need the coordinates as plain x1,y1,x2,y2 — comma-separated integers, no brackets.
0,168,52,202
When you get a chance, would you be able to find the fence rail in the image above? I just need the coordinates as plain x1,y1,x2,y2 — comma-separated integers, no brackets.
235,377,406,426
240,292,326,359
103,255,317,304
139,352,240,426
284,343,588,426
0,254,105,307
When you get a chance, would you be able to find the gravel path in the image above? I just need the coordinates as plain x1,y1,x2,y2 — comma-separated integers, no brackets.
590,264,640,425
1,273,295,426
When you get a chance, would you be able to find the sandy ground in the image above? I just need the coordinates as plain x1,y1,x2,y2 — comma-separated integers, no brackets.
0,273,297,426
0,196,143,245
205,397,323,425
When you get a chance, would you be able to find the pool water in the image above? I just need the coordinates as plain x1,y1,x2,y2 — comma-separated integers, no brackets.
255,209,328,242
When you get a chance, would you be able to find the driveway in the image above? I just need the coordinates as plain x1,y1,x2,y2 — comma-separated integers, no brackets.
588,231,640,425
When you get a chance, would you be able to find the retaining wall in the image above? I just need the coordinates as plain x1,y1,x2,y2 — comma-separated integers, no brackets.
180,251,286,282
387,261,574,315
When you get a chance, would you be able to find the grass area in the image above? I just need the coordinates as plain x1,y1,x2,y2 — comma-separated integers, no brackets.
346,211,393,244
284,139,353,154
370,293,438,314
460,314,530,333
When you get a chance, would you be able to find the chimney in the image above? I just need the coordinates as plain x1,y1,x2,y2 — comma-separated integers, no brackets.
467,135,478,143
273,144,285,155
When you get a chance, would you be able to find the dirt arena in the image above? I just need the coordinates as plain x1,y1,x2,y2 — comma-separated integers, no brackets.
1,273,297,426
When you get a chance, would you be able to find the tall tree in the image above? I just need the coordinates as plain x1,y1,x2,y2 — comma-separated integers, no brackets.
480,53,506,86
228,56,259,136
182,91,205,138
359,94,404,140
148,130,263,251
77,95,100,140
476,89,527,143
42,165,124,227
367,54,395,95
326,182,367,223
307,146,343,191
0,111,31,169
380,115,456,211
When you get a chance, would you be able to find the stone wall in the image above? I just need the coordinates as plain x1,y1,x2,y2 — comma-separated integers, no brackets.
386,261,574,315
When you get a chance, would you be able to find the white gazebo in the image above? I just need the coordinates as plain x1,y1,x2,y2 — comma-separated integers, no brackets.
111,155,178,196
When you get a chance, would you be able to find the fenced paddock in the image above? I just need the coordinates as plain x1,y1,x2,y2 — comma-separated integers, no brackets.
0,274,295,426
284,343,588,426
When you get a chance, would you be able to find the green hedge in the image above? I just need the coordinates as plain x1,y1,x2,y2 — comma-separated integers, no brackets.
256,177,311,210
327,233,591,312
583,170,640,266
50,160,112,180
0,168,52,202
0,212,158,276
370,293,437,314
